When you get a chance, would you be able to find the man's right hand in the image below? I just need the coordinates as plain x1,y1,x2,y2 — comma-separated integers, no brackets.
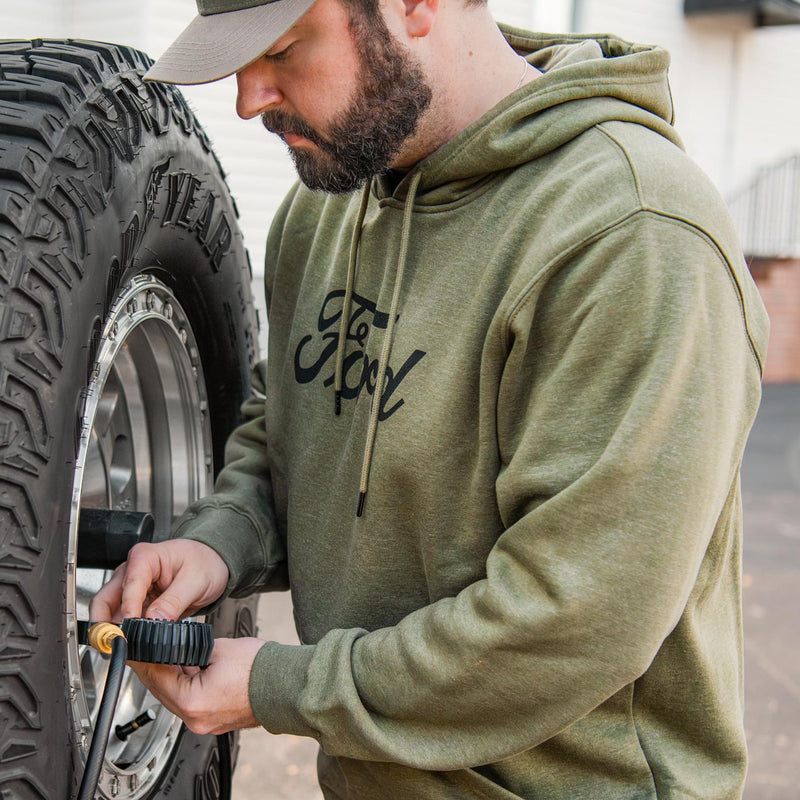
89,539,230,623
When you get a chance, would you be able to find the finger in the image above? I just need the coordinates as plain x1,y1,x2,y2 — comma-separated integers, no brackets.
144,567,209,621
129,662,188,717
89,564,126,622
131,661,216,733
119,544,163,619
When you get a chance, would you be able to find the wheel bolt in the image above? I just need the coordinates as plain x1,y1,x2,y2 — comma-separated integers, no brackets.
115,709,156,742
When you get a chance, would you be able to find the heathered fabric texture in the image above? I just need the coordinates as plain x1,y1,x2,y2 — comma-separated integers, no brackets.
174,28,769,799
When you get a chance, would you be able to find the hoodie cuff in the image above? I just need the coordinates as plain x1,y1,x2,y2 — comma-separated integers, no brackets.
171,503,266,599
249,641,318,737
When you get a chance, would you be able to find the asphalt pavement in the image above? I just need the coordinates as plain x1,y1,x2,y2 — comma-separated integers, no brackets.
740,383,800,798
233,382,800,799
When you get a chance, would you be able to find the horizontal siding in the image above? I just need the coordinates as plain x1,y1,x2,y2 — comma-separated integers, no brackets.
2,1,67,38
576,0,800,197
490,0,573,33
734,27,800,192
66,1,142,43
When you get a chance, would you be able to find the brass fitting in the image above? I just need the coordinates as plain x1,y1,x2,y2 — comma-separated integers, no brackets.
87,622,126,655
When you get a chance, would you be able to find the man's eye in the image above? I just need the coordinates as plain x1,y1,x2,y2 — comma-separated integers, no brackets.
265,43,295,62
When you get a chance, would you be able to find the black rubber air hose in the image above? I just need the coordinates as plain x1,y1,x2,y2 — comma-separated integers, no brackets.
217,731,233,800
77,633,127,800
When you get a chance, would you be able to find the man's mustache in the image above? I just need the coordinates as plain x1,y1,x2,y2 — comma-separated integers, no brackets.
261,111,323,147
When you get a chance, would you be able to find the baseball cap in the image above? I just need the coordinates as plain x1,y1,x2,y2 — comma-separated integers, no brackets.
144,0,318,85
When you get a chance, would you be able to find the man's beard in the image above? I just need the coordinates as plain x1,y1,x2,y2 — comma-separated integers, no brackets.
261,13,432,194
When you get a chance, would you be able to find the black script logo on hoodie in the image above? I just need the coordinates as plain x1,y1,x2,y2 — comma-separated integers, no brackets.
294,289,425,421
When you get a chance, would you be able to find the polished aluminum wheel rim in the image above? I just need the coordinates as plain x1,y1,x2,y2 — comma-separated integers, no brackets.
67,274,213,798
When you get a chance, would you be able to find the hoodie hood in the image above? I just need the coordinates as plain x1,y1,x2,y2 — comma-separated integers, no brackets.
375,28,681,205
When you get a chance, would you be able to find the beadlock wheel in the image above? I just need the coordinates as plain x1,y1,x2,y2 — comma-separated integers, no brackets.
69,276,211,798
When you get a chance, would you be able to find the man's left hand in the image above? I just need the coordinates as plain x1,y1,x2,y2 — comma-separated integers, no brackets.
130,637,265,735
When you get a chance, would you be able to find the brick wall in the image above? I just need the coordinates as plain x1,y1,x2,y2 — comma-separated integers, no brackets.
751,258,800,383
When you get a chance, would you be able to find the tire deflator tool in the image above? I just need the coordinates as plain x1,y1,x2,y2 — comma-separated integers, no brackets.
75,618,214,800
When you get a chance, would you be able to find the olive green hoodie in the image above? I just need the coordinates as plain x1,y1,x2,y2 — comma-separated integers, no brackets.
176,27,769,800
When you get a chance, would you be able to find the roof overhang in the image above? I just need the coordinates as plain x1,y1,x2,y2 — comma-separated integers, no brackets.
684,0,800,26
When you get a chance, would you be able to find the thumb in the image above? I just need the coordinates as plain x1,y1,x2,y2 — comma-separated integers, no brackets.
128,661,187,717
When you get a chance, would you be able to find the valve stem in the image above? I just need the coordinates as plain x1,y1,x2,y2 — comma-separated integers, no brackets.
115,709,156,742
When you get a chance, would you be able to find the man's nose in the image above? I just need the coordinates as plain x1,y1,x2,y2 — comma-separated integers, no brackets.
235,60,283,119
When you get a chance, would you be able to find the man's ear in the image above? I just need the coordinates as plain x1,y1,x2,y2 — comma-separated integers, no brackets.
401,0,440,37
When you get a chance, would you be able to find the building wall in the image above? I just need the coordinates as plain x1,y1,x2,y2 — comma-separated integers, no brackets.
576,0,800,198
3,1,65,33
732,26,800,199
752,259,800,383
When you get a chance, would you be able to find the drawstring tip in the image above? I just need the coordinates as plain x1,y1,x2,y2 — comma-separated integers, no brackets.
356,491,367,518
334,391,342,416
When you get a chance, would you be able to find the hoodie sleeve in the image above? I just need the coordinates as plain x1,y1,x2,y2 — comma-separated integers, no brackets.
168,187,308,598
247,213,763,768
170,358,289,598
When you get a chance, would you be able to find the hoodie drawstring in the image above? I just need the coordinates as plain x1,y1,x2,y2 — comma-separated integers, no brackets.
333,171,422,518
334,182,372,416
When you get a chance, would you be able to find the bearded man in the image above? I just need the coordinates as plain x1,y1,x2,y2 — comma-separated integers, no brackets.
92,0,769,797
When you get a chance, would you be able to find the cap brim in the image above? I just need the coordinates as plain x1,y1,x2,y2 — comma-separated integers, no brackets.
144,0,318,85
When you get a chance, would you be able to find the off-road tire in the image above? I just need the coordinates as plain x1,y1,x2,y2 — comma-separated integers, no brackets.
0,39,259,799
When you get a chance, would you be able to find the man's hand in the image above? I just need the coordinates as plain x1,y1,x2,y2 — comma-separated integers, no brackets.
90,541,262,735
130,637,265,734
89,539,230,623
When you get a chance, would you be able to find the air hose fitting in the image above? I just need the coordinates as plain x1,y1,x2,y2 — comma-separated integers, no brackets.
87,621,126,654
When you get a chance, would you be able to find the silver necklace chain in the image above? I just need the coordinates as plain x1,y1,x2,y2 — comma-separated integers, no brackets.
514,57,530,90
